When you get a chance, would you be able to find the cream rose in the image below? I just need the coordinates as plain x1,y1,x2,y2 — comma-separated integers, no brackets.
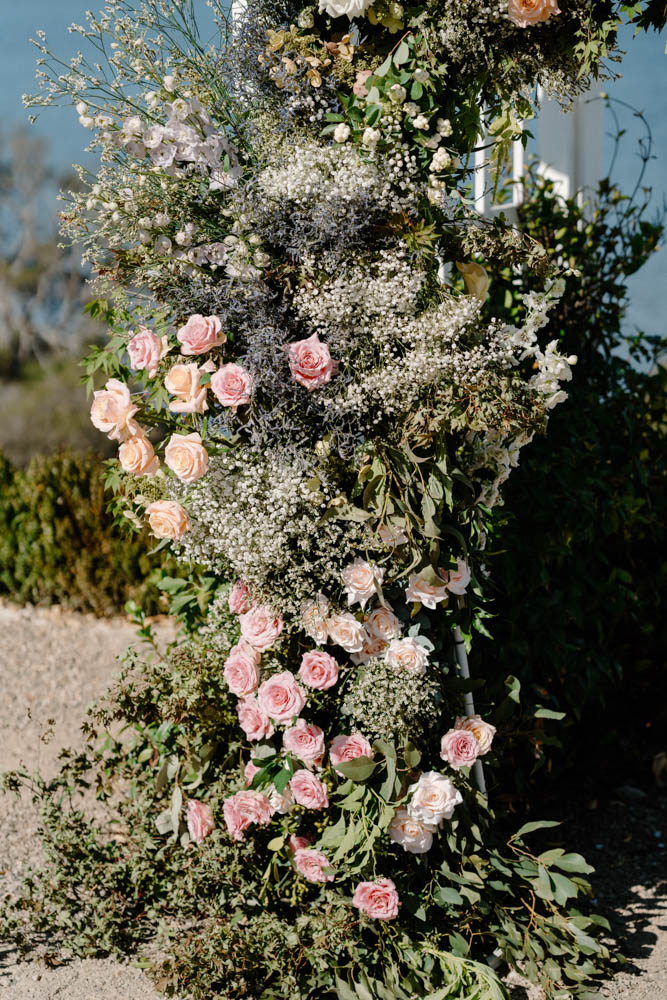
342,558,384,609
385,637,429,676
407,771,462,825
210,363,254,408
118,434,159,477
325,612,366,653
301,596,329,645
146,500,191,540
287,332,337,391
404,573,449,610
350,632,388,666
389,808,436,854
90,378,139,442
164,363,208,414
127,327,169,378
365,606,401,642
454,714,496,755
177,313,226,355
508,0,560,27
442,558,471,596
318,0,373,20
164,431,208,482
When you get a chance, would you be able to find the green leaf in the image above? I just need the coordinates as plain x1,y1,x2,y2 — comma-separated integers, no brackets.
374,54,393,77
434,886,463,906
404,742,422,768
513,819,561,839
267,836,284,852
393,40,410,65
534,707,566,720
334,756,377,781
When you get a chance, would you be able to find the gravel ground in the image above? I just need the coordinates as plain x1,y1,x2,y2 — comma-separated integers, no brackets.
0,600,664,999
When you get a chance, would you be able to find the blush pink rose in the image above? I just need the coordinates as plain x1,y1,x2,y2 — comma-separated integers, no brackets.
164,431,208,482
244,760,261,785
352,878,400,920
342,558,384,609
365,606,401,642
330,733,374,768
186,799,215,844
257,671,306,724
287,332,337,391
90,378,139,442
228,580,252,615
237,695,274,741
118,434,160,477
352,69,373,98
298,650,339,691
440,728,480,769
441,558,471,596
127,326,169,378
224,643,261,697
177,313,226,355
283,720,325,767
350,632,388,666
164,363,208,414
288,834,311,853
146,500,191,540
404,573,449,610
454,714,496,755
240,605,283,651
210,363,254,408
325,613,366,653
293,847,335,883
289,769,329,809
223,789,273,841
508,0,560,27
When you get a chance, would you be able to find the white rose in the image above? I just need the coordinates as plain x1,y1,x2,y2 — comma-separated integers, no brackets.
326,613,366,653
333,123,351,143
385,637,429,676
389,808,435,854
318,0,373,18
407,772,462,825
342,558,384,608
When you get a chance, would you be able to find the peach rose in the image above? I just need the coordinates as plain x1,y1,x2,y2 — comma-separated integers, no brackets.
407,771,462,825
228,580,252,615
224,643,261,697
257,671,306,723
440,728,480,770
223,789,273,841
350,632,388,666
298,650,339,691
289,769,329,809
454,714,496,755
365,606,401,642
352,878,399,920
283,720,325,767
404,572,449,610
287,332,337,391
240,605,283,651
293,847,335,883
441,558,470,596
146,500,191,540
127,326,169,378
186,799,215,844
508,0,560,27
385,637,429,676
329,733,373,768
389,808,436,854
118,434,160,477
164,363,208,414
90,378,139,442
342,558,384,609
237,695,274,741
325,613,366,653
164,431,208,482
301,596,329,645
177,313,226,355
210,363,254,408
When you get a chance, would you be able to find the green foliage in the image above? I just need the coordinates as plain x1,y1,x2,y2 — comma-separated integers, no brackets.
0,449,178,616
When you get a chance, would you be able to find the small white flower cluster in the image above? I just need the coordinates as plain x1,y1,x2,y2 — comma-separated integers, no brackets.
341,657,440,744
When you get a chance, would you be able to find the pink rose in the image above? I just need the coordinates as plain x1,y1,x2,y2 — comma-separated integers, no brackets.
164,431,208,482
352,878,400,921
224,643,261,697
237,695,274,741
289,769,329,809
223,789,273,841
298,650,339,691
186,799,215,844
440,728,480,770
441,558,470,596
146,500,190,540
257,671,306,724
330,733,374,768
353,69,373,98
287,333,337,391
454,714,496,755
210,363,254,408
293,847,335,883
118,434,160,477
228,580,252,615
127,326,169,378
177,313,226,355
90,378,139,442
378,524,408,548
508,0,560,28
244,760,261,785
342,558,384,609
389,808,435,854
288,834,311,853
164,363,208,414
404,573,449,610
283,720,325,767
240,605,283,651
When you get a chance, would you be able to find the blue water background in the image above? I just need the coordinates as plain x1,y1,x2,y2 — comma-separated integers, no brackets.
2,2,665,337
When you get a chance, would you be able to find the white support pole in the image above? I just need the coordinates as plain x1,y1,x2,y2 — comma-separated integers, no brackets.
452,625,487,796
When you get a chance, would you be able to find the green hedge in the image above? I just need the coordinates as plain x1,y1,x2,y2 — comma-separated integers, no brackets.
0,450,171,616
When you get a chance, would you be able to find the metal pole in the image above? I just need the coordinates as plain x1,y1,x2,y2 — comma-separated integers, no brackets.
452,625,486,796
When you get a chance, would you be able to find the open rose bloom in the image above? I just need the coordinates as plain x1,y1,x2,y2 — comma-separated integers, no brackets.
352,878,400,920
186,799,215,844
90,379,139,442
127,327,169,377
177,313,226,354
508,0,560,27
440,728,480,769
146,500,190,540
287,332,337,390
